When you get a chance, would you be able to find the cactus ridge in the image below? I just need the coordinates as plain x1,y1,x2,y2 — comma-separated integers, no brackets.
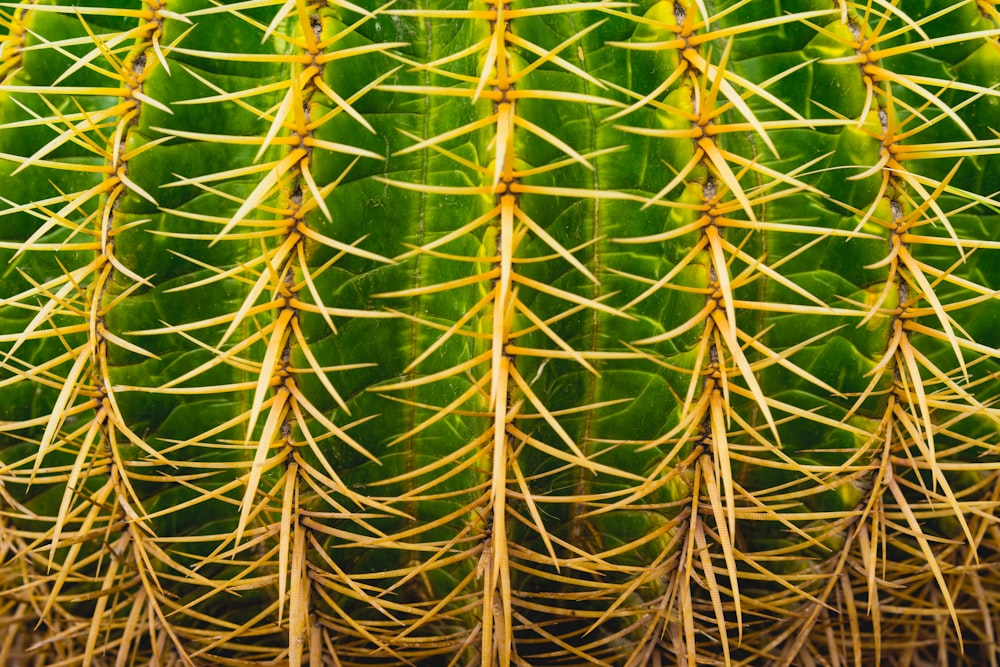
1,1,1000,665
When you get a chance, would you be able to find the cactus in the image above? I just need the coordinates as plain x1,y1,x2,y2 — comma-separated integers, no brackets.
1,0,999,665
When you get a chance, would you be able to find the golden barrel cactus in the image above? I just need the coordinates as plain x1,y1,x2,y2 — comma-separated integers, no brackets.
1,0,1000,665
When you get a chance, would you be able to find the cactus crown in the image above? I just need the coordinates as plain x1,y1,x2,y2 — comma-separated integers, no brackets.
1,1,1000,665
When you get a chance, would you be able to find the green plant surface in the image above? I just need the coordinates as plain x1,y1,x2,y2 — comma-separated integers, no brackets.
1,1,999,665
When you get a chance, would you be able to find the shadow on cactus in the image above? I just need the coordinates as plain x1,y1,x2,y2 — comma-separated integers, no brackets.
1,0,1000,665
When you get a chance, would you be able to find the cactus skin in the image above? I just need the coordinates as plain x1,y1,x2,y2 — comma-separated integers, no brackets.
1,0,1000,665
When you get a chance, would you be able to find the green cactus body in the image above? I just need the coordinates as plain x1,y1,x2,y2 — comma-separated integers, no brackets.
1,1,999,665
